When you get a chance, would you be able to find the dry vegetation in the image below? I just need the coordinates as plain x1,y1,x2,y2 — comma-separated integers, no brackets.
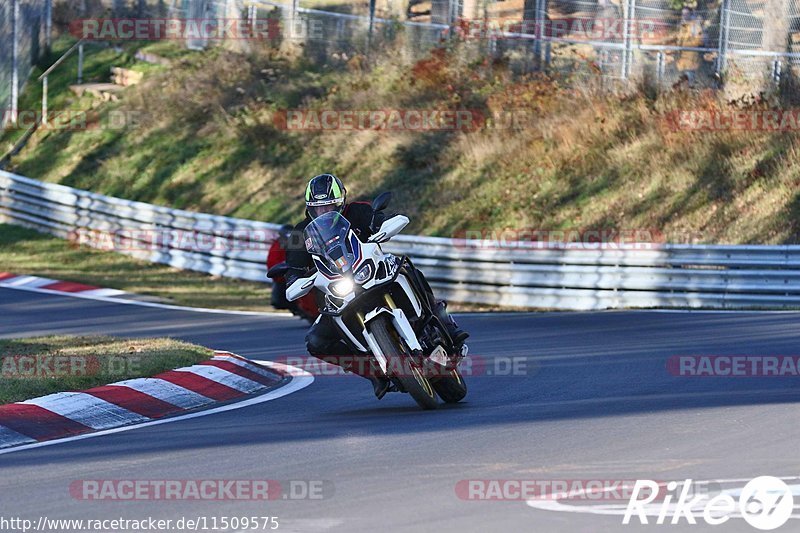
6,36,800,243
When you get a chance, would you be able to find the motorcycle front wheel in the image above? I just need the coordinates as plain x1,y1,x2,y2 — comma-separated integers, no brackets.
369,315,438,410
433,368,467,403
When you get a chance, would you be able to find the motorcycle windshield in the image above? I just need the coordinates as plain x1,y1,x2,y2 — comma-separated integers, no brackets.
304,211,355,275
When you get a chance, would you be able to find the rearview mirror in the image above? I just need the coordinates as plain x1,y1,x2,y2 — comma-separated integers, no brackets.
286,273,317,301
371,191,392,213
368,215,409,243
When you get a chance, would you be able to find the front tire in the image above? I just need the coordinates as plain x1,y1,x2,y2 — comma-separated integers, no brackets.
369,315,438,410
433,368,467,403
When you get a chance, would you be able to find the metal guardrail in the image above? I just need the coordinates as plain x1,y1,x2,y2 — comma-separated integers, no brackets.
2,170,800,309
0,171,282,283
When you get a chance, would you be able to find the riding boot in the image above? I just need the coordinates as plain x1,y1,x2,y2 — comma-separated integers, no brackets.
433,300,469,348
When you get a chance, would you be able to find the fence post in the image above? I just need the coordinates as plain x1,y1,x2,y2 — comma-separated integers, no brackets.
621,0,635,79
368,0,376,53
77,43,84,84
291,0,298,41
532,0,542,69
248,4,257,35
541,0,550,69
45,0,53,53
772,57,782,84
41,76,48,126
717,0,729,75
10,0,20,126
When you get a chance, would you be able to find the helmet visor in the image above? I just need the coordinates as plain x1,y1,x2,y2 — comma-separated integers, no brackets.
308,199,343,219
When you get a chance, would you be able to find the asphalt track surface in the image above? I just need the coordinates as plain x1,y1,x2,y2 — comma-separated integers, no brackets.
1,286,800,532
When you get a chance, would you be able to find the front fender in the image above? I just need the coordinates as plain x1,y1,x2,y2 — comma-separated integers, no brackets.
362,307,423,373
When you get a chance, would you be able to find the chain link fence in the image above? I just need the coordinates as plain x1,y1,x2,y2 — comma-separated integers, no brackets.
482,0,800,90
252,0,797,92
214,0,798,92
222,0,449,59
3,0,800,127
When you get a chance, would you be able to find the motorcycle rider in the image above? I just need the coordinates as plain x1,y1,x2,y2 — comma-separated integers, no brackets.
266,224,319,322
267,224,293,310
285,173,468,398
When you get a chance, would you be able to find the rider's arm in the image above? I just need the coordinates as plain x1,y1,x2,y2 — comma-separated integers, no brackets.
346,202,387,241
370,208,387,235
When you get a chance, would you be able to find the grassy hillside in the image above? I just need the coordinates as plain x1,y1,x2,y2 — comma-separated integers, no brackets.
5,38,800,244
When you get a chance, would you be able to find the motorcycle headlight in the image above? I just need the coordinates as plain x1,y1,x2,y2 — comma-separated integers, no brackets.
354,263,372,284
331,278,354,297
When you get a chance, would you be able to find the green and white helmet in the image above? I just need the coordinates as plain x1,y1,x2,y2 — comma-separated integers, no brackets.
305,173,346,219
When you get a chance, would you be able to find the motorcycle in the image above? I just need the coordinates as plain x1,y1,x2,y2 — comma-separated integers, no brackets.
266,226,320,324
286,193,468,409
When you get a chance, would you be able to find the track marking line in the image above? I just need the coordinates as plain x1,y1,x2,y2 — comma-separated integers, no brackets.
0,280,291,317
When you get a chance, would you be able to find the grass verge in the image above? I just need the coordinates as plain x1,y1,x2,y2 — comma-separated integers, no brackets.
0,335,212,404
0,223,274,312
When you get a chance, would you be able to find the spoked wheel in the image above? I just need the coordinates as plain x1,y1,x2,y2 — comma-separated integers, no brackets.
369,315,438,410
433,367,467,403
